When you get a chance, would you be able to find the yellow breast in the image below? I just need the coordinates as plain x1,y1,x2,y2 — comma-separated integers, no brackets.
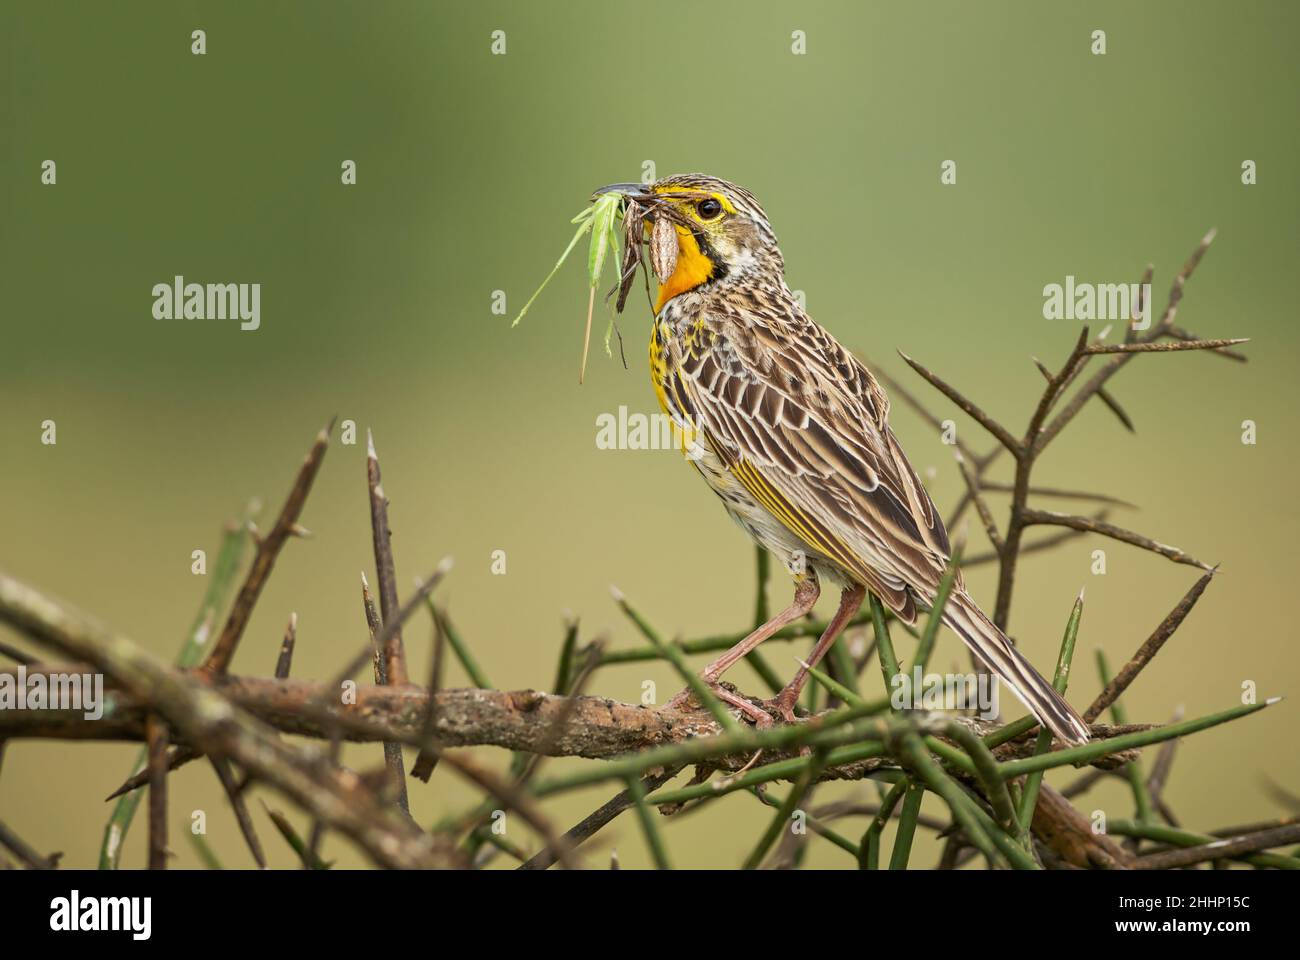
648,320,672,417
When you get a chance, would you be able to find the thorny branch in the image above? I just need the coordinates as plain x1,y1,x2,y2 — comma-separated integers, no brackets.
0,663,1149,769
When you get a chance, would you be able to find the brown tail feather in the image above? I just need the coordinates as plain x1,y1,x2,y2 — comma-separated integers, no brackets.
942,590,1091,745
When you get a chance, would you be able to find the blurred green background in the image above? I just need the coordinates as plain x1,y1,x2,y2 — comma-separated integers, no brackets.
1,0,1296,869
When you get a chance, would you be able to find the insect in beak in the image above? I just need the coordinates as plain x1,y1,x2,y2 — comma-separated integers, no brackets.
592,184,678,284
649,215,678,284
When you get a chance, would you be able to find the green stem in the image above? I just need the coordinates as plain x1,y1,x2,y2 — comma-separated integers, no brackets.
552,618,579,695
801,660,870,709
626,775,672,870
944,723,1017,829
859,779,908,870
870,594,901,705
888,780,926,870
753,547,770,627
897,730,999,866
427,602,492,689
648,741,885,809
752,787,859,861
742,753,825,869
951,787,1041,870
1018,592,1084,834
999,700,1274,779
188,833,223,870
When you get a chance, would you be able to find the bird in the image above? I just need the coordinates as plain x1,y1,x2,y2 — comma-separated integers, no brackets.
593,173,1091,745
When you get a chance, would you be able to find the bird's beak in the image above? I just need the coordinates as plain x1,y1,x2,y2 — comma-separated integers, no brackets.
590,182,651,203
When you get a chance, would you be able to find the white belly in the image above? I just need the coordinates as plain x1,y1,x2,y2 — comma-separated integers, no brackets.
685,441,849,587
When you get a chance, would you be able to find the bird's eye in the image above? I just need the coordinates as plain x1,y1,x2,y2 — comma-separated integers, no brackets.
696,198,723,220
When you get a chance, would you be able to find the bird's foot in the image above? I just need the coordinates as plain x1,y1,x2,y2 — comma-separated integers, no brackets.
753,692,811,755
760,692,801,726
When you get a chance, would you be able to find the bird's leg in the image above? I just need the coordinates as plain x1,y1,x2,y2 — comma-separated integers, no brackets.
665,577,820,713
768,584,866,723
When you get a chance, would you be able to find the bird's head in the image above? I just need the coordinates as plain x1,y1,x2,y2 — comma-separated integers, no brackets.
592,174,783,312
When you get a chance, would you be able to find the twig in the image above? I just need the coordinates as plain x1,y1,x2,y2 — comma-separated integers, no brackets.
1166,324,1248,361
360,573,410,813
0,640,33,665
1033,353,1134,433
209,756,267,868
1209,815,1300,838
261,802,333,870
1123,821,1300,870
203,423,332,675
963,519,1102,568
896,351,1022,456
410,613,448,782
433,750,579,870
1145,706,1185,820
105,747,203,800
366,430,410,687
1085,570,1215,722
1030,783,1130,869
868,359,982,462
0,820,59,869
1021,509,1212,570
977,481,1135,508
274,613,297,680
321,559,454,700
511,637,607,785
991,329,1092,627
1060,767,1111,799
1085,338,1248,355
146,714,169,869
952,451,1002,550
518,766,684,871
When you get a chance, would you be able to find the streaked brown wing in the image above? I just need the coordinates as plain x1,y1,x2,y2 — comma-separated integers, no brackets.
667,309,951,620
